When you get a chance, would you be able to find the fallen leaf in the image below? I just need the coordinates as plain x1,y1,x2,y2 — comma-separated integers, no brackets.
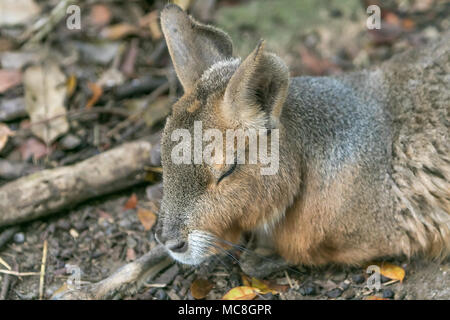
124,193,138,210
190,278,214,299
0,123,14,152
66,74,77,97
0,69,22,93
0,0,41,27
85,82,103,109
69,228,79,239
365,296,390,300
379,262,406,282
242,275,285,295
100,23,140,40
90,4,112,27
97,209,114,223
19,137,51,160
250,278,278,295
23,63,69,144
126,248,136,261
137,207,157,231
402,18,415,31
222,286,259,300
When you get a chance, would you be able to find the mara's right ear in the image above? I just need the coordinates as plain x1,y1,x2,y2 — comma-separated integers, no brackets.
223,41,289,129
160,4,233,92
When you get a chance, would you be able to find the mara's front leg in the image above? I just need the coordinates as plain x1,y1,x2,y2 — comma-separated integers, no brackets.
239,231,292,278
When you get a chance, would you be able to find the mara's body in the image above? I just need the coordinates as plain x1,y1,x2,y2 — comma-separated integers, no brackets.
157,4,450,272
272,37,450,264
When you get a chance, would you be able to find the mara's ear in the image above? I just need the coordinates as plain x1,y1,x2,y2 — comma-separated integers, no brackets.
223,41,289,129
160,4,233,92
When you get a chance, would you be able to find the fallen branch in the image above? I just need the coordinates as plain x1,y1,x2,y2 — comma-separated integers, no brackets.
0,140,154,227
51,244,172,300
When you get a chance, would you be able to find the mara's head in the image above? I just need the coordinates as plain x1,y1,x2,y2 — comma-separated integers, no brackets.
157,4,296,265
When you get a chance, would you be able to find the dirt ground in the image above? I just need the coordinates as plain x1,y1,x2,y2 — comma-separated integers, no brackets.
0,0,449,300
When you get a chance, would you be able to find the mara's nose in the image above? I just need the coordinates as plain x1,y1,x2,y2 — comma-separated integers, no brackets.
155,227,188,253
166,239,188,253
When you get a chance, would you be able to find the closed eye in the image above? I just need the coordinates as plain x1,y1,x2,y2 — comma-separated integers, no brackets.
217,161,237,184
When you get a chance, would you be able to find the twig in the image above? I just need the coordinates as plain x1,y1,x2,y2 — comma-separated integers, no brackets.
284,270,294,289
144,166,163,173
382,279,400,286
0,274,11,300
39,240,48,300
107,82,169,138
0,256,11,270
21,0,73,47
0,270,40,276
14,107,130,138
0,227,19,251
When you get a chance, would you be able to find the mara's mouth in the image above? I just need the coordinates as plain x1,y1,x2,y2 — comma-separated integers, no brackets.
165,230,224,265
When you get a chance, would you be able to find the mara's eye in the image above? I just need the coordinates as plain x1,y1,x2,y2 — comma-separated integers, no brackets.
218,161,237,184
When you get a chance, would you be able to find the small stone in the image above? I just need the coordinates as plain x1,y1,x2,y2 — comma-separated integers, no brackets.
153,264,180,285
380,274,391,283
167,290,181,300
126,236,137,248
339,280,350,291
325,288,343,299
299,283,316,296
382,288,395,299
332,271,347,282
229,273,241,288
351,274,365,284
13,232,25,244
146,182,163,202
154,289,167,300
257,292,275,300
343,288,356,299
56,220,71,231
150,142,161,166
60,134,82,150
395,290,406,300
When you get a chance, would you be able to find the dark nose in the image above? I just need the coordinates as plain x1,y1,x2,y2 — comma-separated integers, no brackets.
166,240,188,253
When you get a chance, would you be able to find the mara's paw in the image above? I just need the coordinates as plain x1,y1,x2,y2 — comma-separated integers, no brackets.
239,248,290,278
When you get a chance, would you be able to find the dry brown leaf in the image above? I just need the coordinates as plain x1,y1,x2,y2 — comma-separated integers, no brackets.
24,63,69,144
190,278,214,299
90,4,112,27
378,262,405,282
126,248,136,262
137,207,157,231
0,69,22,93
124,193,138,210
0,123,14,152
0,0,41,27
19,137,51,160
222,286,259,300
85,82,103,109
66,74,77,97
100,23,140,40
365,296,390,300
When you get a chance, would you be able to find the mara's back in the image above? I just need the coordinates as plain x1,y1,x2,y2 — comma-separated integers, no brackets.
275,34,449,264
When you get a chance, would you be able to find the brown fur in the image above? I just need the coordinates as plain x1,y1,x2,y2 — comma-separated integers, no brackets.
156,4,449,269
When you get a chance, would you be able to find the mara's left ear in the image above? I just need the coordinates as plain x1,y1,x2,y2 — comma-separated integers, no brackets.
160,4,233,92
223,41,289,129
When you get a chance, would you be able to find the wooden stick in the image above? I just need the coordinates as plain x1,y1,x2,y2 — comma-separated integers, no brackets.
39,240,48,300
0,140,154,227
